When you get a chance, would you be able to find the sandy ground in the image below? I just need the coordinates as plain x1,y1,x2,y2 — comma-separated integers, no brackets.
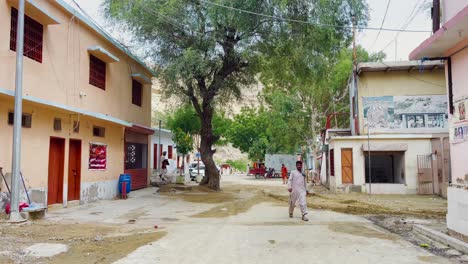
0,174,464,264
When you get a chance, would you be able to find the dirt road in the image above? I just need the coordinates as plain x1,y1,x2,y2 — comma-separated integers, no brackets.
0,174,462,264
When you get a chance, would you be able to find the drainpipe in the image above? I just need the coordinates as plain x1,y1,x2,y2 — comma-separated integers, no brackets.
432,0,440,33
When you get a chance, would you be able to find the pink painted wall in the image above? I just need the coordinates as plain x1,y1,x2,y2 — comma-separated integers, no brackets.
0,1,152,127
442,0,468,24
448,47,468,183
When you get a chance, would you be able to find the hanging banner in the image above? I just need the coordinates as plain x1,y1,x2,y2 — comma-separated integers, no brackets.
89,143,107,170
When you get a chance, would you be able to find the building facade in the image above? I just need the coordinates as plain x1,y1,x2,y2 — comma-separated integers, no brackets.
0,0,155,208
410,1,468,242
325,61,449,195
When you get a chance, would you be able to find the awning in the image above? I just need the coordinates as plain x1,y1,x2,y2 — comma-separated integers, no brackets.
126,124,155,135
0,87,132,127
131,73,152,85
8,0,61,25
410,6,468,59
362,143,408,152
87,46,119,63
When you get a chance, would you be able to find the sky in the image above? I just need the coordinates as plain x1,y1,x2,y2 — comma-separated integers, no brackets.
74,0,433,62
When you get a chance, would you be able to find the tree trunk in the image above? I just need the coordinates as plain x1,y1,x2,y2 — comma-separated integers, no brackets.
197,105,220,191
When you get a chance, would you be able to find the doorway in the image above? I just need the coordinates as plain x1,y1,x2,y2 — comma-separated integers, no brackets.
341,149,354,184
68,139,82,201
48,137,65,205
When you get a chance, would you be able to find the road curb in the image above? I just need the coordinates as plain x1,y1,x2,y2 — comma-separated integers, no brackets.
414,224,468,254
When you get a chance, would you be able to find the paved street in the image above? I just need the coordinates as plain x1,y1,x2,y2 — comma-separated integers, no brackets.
38,175,453,264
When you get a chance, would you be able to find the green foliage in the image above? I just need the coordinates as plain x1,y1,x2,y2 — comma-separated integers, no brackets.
166,105,200,135
104,0,372,188
225,159,248,172
172,128,194,156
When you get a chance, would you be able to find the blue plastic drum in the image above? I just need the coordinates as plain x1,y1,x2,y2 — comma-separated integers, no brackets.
118,174,132,194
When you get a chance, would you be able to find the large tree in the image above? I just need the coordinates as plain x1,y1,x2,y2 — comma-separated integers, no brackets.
105,0,367,190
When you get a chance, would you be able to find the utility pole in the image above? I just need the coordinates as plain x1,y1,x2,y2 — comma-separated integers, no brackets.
10,0,26,222
158,120,161,173
367,119,372,196
352,14,357,66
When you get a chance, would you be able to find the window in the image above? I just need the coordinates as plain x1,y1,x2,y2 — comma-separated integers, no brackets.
168,145,173,159
53,118,61,131
329,149,335,176
89,55,106,89
132,80,142,106
8,112,32,128
10,8,43,63
93,126,105,137
125,143,148,170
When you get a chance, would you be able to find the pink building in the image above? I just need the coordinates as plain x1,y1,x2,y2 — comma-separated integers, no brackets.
410,1,468,242
0,1,155,208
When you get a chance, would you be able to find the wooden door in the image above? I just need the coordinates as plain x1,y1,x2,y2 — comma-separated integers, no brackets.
48,137,65,205
341,149,354,184
68,139,81,201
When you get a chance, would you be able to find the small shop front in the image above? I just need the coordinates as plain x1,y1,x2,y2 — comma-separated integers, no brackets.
124,125,154,190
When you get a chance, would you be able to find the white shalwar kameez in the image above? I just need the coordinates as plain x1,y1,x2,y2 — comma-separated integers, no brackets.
288,170,308,217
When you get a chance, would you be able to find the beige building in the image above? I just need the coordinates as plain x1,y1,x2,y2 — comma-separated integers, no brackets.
0,0,155,208
324,61,449,195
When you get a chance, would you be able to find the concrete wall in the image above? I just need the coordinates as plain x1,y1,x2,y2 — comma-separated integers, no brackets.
445,33,468,239
447,187,468,241
150,131,178,174
265,154,297,172
449,49,468,183
357,70,446,135
0,1,152,127
328,137,433,194
442,0,468,24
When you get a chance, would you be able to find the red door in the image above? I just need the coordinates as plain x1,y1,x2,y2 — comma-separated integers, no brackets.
48,137,65,205
68,139,82,201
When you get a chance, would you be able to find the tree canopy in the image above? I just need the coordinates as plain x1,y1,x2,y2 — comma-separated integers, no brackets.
105,0,369,190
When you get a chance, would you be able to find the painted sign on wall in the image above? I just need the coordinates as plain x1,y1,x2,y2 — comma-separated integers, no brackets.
363,95,448,130
89,143,107,170
451,96,468,143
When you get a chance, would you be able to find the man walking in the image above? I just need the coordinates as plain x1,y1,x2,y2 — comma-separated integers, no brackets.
281,164,288,184
288,160,309,221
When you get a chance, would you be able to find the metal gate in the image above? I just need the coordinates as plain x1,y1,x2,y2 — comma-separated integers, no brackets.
417,155,434,195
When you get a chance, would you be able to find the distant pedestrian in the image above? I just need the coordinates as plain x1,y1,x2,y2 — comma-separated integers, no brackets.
160,151,169,180
281,164,288,184
288,161,309,221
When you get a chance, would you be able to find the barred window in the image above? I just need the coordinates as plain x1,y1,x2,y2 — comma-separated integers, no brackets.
10,8,44,63
89,55,106,90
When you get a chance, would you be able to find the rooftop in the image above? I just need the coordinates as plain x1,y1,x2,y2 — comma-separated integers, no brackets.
357,61,445,75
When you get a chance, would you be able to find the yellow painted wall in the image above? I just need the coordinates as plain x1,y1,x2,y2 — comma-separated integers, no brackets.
358,70,447,134
0,1,152,127
0,96,124,189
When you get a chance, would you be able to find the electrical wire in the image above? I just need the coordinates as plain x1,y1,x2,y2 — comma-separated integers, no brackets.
369,0,391,50
199,0,430,33
377,0,424,53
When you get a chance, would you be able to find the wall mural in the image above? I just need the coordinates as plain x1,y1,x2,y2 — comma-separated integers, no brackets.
363,95,448,130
